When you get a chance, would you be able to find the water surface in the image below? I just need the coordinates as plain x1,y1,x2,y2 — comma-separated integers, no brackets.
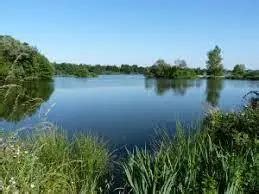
0,75,258,148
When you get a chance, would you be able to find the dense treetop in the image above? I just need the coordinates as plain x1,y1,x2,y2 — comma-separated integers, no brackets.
144,59,199,79
0,36,54,82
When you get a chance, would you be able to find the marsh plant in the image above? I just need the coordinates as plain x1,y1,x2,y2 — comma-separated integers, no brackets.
123,108,258,193
0,123,111,193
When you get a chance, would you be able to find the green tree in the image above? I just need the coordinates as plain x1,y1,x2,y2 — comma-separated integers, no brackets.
206,46,224,76
0,35,54,82
233,64,246,76
175,59,187,68
154,59,170,77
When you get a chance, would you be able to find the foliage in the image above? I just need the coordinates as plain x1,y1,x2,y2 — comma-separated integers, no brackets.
233,64,246,77
123,108,258,193
226,68,259,80
0,125,111,193
54,63,97,77
174,59,187,68
54,63,146,77
243,70,259,80
206,46,224,77
0,36,54,82
145,59,198,79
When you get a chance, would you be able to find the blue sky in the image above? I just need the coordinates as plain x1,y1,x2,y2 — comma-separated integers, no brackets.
1,0,259,69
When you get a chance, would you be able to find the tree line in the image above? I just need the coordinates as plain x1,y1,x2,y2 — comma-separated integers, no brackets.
54,63,146,77
0,36,258,80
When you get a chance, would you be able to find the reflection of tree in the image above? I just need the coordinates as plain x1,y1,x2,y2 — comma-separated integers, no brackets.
206,78,224,107
145,78,199,96
0,81,54,122
156,79,172,95
170,79,196,96
144,78,155,90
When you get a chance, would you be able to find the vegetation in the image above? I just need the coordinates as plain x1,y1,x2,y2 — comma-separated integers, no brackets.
206,46,224,77
54,63,146,77
1,98,258,193
0,125,111,193
1,36,258,80
227,64,259,80
0,36,54,82
233,64,246,77
54,63,97,77
123,107,258,193
145,59,198,79
243,70,259,80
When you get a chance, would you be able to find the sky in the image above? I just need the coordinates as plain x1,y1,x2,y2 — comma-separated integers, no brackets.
0,0,259,69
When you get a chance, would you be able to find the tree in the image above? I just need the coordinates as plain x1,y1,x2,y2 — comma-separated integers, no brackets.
0,36,54,82
233,64,246,76
175,59,187,68
206,46,224,76
154,59,170,77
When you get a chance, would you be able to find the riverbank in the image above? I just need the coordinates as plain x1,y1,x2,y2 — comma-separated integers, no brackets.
1,105,258,193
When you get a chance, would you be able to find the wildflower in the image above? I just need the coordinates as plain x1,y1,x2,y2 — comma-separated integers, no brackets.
9,177,16,185
30,183,35,189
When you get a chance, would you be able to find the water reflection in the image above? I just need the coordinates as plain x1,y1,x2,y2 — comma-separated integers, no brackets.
206,79,224,107
0,81,54,122
145,78,202,96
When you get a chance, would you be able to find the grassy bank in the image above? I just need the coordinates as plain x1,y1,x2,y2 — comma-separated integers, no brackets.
123,108,258,193
0,107,258,193
0,124,111,193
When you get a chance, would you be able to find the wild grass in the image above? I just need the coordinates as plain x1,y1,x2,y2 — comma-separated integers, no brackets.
123,108,258,193
0,108,258,193
0,124,111,193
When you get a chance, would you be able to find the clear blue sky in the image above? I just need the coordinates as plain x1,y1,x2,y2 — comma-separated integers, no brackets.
1,0,259,69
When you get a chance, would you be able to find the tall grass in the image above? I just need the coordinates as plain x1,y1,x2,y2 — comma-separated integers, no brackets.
123,108,258,193
0,109,258,193
0,124,111,193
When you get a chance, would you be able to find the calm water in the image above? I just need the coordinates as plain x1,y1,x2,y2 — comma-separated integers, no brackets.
0,75,258,148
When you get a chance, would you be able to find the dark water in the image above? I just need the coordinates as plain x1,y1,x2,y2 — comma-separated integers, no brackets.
0,75,258,148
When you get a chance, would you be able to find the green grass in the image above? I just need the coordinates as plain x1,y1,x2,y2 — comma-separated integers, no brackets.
123,109,258,193
0,125,111,193
0,108,258,193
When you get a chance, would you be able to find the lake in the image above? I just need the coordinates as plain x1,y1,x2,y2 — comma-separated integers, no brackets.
0,75,258,149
